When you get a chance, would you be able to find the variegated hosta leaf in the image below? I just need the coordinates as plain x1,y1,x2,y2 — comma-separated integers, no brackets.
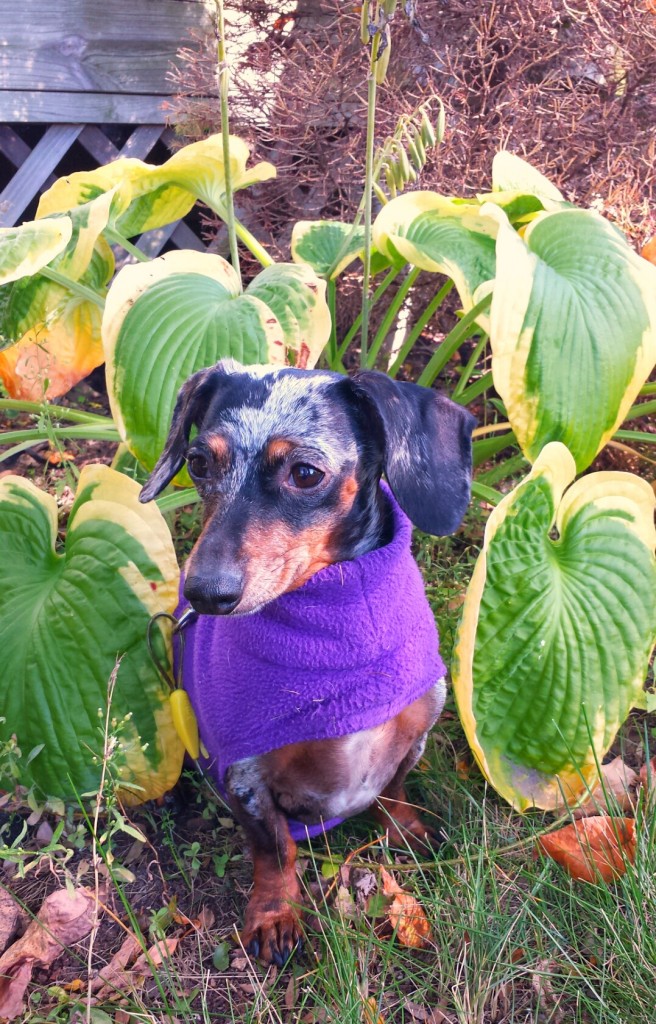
291,221,367,279
372,192,497,311
103,250,330,474
0,195,115,399
0,217,72,288
490,151,566,205
453,442,656,811
486,204,656,473
0,465,183,805
37,134,276,238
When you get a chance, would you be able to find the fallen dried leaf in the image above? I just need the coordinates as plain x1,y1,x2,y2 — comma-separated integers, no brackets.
91,933,142,995
284,973,296,1010
380,868,433,949
0,887,97,1020
131,936,178,973
537,816,636,883
0,890,21,956
403,998,430,1020
197,906,216,931
573,757,638,818
531,958,564,1023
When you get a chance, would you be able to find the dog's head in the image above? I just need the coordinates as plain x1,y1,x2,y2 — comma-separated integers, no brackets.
140,360,475,615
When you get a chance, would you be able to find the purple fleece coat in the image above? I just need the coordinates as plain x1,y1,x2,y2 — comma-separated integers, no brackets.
176,484,446,839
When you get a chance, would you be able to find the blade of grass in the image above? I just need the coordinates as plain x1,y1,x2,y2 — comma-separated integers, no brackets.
387,279,454,379
417,293,492,388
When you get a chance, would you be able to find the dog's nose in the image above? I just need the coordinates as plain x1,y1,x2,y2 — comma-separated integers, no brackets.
184,571,244,615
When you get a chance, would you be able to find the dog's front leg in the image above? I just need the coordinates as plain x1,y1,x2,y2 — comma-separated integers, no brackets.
225,757,303,966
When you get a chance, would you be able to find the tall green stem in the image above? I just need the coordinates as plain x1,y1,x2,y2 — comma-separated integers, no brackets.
215,0,240,285
387,279,454,378
38,267,104,309
234,217,274,268
365,266,420,369
336,265,402,363
0,398,114,426
360,35,379,367
104,229,149,263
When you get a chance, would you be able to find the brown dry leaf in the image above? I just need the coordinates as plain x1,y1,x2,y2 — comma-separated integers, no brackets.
380,868,433,949
197,906,216,931
45,450,76,465
572,757,638,818
0,887,97,1020
537,817,636,883
91,933,142,994
531,958,564,1023
0,890,22,956
131,935,178,973
284,973,296,1011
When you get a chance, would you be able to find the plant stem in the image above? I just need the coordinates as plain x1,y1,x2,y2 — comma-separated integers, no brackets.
155,488,200,513
104,228,149,263
387,279,454,378
455,369,494,406
234,217,274,268
365,266,420,369
327,278,338,369
417,293,492,388
215,0,240,285
0,398,114,426
625,398,656,421
360,37,379,366
452,331,489,399
0,425,120,461
38,266,105,309
337,265,402,362
471,480,503,505
472,421,512,437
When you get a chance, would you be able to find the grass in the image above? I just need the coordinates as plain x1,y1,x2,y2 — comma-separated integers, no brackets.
2,494,654,1024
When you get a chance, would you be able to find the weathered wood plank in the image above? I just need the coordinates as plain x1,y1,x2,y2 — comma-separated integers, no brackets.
0,90,187,124
0,125,31,168
0,124,82,227
0,0,214,96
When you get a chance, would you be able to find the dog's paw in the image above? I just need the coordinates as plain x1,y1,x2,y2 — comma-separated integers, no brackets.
242,898,304,967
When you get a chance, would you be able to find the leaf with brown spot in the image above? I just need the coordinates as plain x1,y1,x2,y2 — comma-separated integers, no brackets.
380,868,433,949
572,757,638,818
537,817,636,883
0,887,97,1020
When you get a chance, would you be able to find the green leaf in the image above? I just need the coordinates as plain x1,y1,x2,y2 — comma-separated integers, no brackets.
212,941,230,971
486,205,656,472
291,220,366,279
0,217,73,286
0,465,183,804
372,192,497,311
37,134,276,238
103,251,330,473
453,442,656,811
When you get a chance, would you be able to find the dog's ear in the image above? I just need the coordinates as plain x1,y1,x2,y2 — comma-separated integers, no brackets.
139,363,234,502
351,370,476,536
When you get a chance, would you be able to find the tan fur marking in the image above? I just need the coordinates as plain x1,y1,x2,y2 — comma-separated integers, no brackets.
206,434,230,460
240,520,335,606
265,438,295,463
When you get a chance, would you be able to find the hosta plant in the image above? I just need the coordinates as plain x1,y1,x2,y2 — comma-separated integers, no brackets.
452,442,656,811
0,464,183,804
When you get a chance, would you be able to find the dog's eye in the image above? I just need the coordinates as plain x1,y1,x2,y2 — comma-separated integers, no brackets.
187,453,210,480
289,463,324,490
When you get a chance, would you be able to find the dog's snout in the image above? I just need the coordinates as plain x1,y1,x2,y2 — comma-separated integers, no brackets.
184,571,244,615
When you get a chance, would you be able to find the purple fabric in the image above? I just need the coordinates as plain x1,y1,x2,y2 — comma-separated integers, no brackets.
176,484,446,840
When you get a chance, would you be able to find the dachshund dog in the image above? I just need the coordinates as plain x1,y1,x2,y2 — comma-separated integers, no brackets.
140,359,475,967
